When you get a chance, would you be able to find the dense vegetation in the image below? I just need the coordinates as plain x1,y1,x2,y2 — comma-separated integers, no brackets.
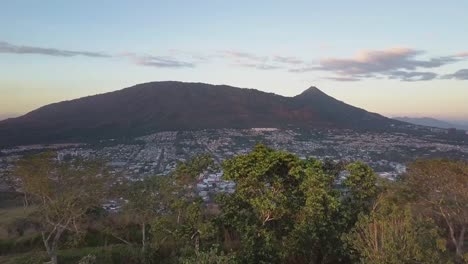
0,144,466,263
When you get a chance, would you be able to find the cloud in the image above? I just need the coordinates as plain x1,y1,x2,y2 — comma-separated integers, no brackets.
273,56,303,65
387,71,438,81
221,50,267,62
317,48,456,75
456,52,468,58
4,40,468,78
168,49,214,63
221,50,285,70
0,41,110,58
441,69,468,80
235,63,282,70
131,47,468,75
289,66,319,73
324,76,361,82
125,53,195,68
290,47,462,81
0,41,195,69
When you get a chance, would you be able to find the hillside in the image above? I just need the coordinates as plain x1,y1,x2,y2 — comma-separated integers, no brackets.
393,116,468,130
0,81,402,146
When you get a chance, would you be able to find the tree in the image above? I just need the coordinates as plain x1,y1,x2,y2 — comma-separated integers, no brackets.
403,159,468,261
15,152,110,264
219,144,306,263
124,175,173,252
149,154,217,258
342,161,378,228
173,153,217,185
346,190,448,264
287,158,343,263
218,144,353,263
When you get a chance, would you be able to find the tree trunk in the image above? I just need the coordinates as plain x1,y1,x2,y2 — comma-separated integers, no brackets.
23,193,29,208
440,208,463,258
142,222,146,252
315,249,323,264
42,227,63,264
50,254,58,264
195,235,199,254
455,225,466,258
191,230,200,254
41,231,53,260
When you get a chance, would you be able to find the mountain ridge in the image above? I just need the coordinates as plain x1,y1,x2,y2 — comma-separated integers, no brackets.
0,81,404,147
393,116,468,130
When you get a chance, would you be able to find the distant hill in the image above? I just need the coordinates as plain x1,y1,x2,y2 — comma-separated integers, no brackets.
0,113,18,122
0,81,404,147
393,117,468,130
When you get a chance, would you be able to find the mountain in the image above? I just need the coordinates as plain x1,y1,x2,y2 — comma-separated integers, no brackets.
393,117,468,130
0,81,403,147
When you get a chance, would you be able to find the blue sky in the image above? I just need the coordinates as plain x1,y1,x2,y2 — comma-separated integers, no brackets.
1,0,467,121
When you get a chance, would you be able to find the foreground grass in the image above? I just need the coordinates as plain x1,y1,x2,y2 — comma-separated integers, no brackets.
0,206,37,226
0,245,146,264
0,206,38,247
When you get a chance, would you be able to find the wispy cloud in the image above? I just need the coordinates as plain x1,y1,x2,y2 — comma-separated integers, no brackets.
455,52,468,58
273,56,304,65
3,40,468,79
441,69,468,80
0,41,110,58
324,76,361,82
221,50,268,62
387,71,438,81
0,41,197,69
290,47,463,81
123,53,195,68
234,63,282,70
168,49,214,63
136,56,195,68
289,66,319,73
317,48,455,74
220,50,284,70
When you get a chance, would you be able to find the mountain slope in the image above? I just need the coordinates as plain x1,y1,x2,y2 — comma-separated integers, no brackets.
393,117,468,130
0,81,402,146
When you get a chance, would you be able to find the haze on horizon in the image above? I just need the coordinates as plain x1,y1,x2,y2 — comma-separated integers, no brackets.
1,1,467,122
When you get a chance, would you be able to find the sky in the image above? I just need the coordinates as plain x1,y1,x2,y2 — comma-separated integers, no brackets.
1,0,467,122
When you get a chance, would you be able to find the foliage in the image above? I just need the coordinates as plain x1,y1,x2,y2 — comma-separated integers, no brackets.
217,144,374,263
342,161,379,226
346,189,449,264
402,159,468,261
179,245,236,264
15,152,111,264
5,147,467,263
123,175,174,252
149,154,218,258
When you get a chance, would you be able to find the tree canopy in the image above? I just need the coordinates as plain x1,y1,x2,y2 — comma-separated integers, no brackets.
7,146,466,263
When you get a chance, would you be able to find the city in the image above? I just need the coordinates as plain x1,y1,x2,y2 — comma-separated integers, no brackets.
1,127,467,202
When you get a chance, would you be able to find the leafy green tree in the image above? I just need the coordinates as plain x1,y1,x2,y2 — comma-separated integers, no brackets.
218,144,355,263
342,161,378,228
286,158,343,263
218,144,305,263
15,152,110,264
